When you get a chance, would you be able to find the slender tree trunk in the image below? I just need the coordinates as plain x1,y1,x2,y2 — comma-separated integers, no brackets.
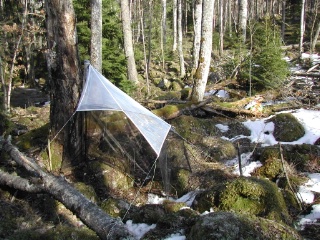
138,0,149,95
5,0,28,112
0,56,7,110
311,21,320,53
172,0,178,51
46,0,84,170
281,0,286,41
91,0,102,72
299,0,306,56
161,0,167,69
228,0,232,36
177,0,185,78
219,0,224,55
120,0,139,84
147,0,153,83
191,0,215,102
192,0,202,71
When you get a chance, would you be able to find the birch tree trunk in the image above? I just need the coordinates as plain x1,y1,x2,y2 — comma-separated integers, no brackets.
177,0,186,78
299,0,306,57
172,0,178,51
91,0,102,72
46,0,85,170
161,0,167,69
191,0,215,102
219,0,224,55
238,0,248,43
192,0,203,71
120,0,139,84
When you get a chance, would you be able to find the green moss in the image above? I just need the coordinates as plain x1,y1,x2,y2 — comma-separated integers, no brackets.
253,158,283,180
271,113,305,142
152,104,187,120
170,115,219,143
74,182,98,203
15,123,49,151
173,169,191,196
180,88,192,100
219,177,291,224
0,112,15,136
40,141,63,172
100,198,124,218
163,200,187,213
44,225,99,240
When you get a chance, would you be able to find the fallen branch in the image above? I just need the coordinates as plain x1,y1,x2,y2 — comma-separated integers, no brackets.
0,137,136,240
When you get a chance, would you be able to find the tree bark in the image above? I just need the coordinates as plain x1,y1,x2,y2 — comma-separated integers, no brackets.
172,0,178,52
177,0,186,78
191,0,215,102
192,0,202,71
299,0,306,56
0,138,136,240
91,0,102,72
45,0,85,170
238,0,248,43
120,0,139,84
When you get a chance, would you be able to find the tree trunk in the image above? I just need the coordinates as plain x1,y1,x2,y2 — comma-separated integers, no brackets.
0,138,135,240
172,0,178,52
219,0,224,55
281,0,286,41
161,0,167,69
311,21,320,53
45,0,85,170
177,0,186,78
91,0,102,72
6,0,27,112
192,0,203,71
238,0,248,43
299,0,306,56
120,0,139,84
191,0,215,102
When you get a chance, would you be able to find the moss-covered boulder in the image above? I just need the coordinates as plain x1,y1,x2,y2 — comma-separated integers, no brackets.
253,147,283,180
188,212,301,240
270,113,305,142
202,136,237,162
219,177,292,224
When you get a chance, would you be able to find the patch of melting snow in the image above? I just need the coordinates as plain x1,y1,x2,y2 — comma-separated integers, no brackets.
126,220,156,239
216,123,229,132
225,152,263,177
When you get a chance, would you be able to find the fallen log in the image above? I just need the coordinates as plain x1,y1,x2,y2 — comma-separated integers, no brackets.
0,137,136,240
292,72,320,78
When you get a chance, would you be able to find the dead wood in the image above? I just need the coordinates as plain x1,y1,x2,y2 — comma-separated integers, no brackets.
201,103,258,117
293,72,320,78
0,137,136,240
